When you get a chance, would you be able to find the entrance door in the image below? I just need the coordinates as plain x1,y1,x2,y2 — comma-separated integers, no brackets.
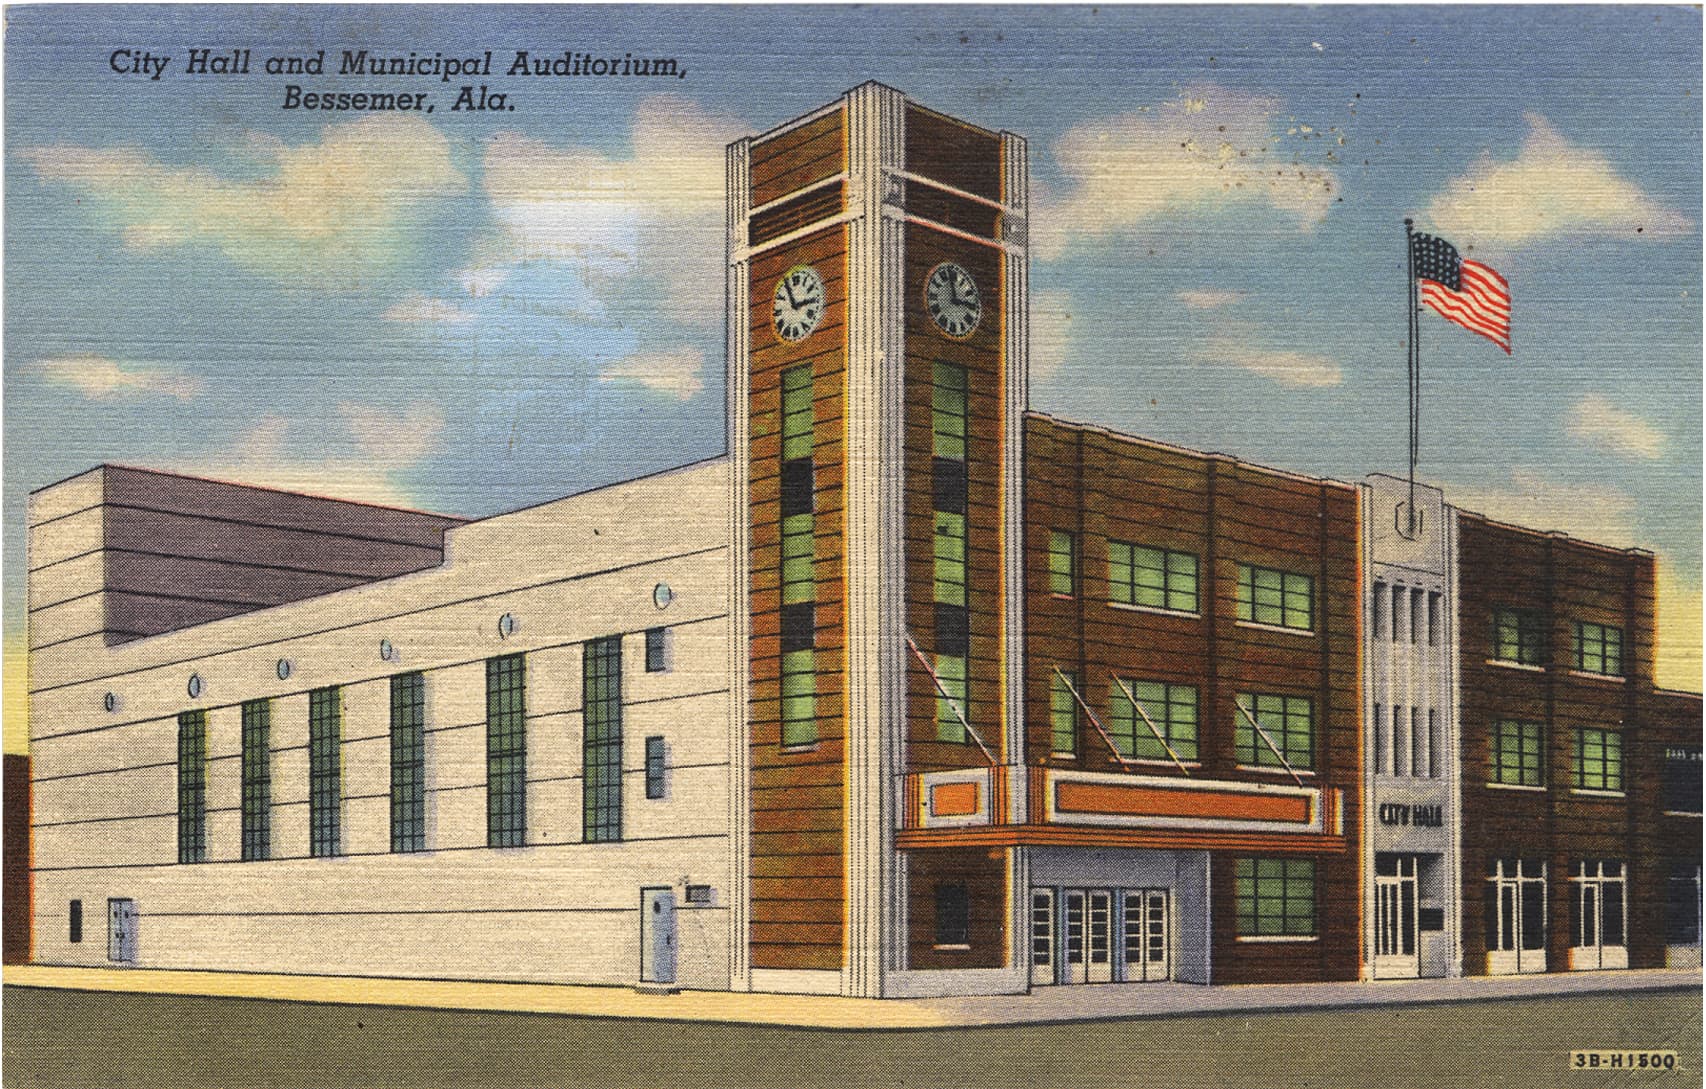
1373,854,1420,978
640,888,676,984
1570,859,1628,970
1086,891,1114,983
1487,859,1547,974
1062,890,1087,984
1122,889,1171,981
107,898,137,964
1030,889,1056,986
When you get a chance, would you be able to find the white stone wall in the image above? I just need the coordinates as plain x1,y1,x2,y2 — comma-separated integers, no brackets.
30,460,738,989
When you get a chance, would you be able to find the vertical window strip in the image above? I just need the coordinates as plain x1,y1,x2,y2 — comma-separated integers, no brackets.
240,700,270,862
1048,530,1076,595
934,511,968,605
177,711,207,864
486,654,527,848
645,736,666,800
1235,692,1314,769
1109,679,1198,761
932,362,968,460
1236,564,1313,630
584,636,624,842
935,653,968,743
1050,669,1078,755
390,672,426,853
781,364,814,461
308,687,342,858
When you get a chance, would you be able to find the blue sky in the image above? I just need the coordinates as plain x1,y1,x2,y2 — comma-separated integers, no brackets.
5,5,1700,737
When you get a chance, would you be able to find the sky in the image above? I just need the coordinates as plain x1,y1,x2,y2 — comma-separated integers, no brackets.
4,5,1701,750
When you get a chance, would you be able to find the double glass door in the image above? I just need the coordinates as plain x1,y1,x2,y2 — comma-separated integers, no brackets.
1373,854,1419,978
1487,858,1547,974
1030,887,1170,985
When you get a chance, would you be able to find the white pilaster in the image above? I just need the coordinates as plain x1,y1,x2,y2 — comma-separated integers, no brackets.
725,135,754,992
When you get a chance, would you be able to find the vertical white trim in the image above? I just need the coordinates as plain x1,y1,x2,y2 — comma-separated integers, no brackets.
1359,484,1377,981
1000,130,1029,818
842,82,906,998
725,136,754,992
1445,505,1464,977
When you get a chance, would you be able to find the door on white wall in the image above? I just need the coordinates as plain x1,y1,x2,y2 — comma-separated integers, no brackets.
640,888,677,984
1086,891,1114,983
1374,854,1420,978
1122,889,1171,981
1062,890,1087,984
1030,889,1056,986
106,899,137,964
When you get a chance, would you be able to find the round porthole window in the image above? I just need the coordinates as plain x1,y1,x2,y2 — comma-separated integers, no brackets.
103,692,117,714
498,613,518,639
653,582,673,610
276,659,293,681
187,674,204,699
379,639,396,662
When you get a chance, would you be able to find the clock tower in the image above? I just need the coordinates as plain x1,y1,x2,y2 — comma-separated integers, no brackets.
726,83,1029,997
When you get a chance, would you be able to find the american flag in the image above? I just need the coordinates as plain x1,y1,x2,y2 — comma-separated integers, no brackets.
1411,232,1511,354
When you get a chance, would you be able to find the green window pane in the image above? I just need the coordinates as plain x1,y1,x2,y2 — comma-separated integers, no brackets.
934,512,967,605
782,365,814,461
1050,670,1077,754
1108,542,1134,605
932,363,968,460
1049,531,1075,595
935,654,968,742
781,648,817,748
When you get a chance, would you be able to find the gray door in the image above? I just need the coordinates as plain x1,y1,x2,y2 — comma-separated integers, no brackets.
107,898,137,964
641,888,677,984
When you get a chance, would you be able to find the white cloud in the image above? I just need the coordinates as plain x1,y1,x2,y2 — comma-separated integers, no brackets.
1565,394,1665,460
469,95,745,321
175,403,446,509
597,348,706,401
1029,290,1075,381
22,116,466,286
1190,337,1342,388
1033,87,1339,260
382,294,477,325
340,402,446,465
1176,289,1244,310
37,354,204,401
1447,470,1639,549
1425,114,1692,250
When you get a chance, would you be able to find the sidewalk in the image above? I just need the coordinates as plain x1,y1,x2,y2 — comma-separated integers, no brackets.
4,963,1698,1030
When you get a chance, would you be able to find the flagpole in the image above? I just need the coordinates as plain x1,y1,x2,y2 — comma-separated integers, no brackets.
1404,217,1418,535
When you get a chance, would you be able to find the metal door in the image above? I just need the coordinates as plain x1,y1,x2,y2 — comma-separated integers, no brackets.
640,888,677,984
1029,889,1056,986
107,898,137,964
1373,855,1420,978
1122,889,1171,981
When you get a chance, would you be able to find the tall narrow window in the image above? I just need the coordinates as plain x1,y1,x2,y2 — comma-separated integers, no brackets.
933,362,970,743
1372,580,1388,639
584,635,624,842
1048,530,1076,596
487,654,526,848
240,700,271,862
390,671,426,854
1050,669,1079,756
645,627,670,673
308,687,342,858
935,883,970,948
177,710,207,864
780,363,817,747
1237,564,1313,630
645,736,667,800
69,900,82,944
1410,588,1425,643
1428,591,1442,646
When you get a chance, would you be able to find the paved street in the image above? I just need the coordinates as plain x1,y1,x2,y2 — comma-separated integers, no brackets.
4,985,1699,1089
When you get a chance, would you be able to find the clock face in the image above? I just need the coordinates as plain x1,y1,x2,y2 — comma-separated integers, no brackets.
926,262,982,338
772,265,826,343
